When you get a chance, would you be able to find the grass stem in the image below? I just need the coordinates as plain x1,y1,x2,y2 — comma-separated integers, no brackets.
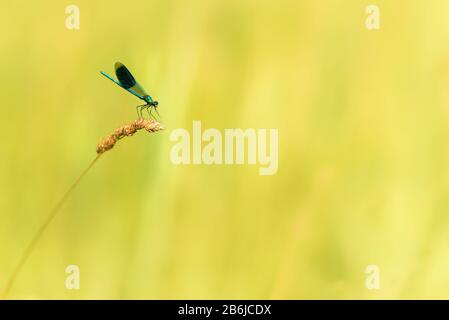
2,118,163,299
2,154,101,299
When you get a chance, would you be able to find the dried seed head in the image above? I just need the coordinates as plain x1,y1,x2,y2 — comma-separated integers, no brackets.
96,119,164,154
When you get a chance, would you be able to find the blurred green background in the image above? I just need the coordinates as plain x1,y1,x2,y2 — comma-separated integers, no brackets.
2,0,449,299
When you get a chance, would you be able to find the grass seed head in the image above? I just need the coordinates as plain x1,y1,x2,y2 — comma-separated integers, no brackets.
96,119,164,154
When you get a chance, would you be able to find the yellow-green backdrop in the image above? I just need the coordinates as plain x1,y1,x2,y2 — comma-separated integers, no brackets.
1,0,449,299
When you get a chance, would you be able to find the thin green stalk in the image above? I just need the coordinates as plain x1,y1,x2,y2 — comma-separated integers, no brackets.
2,118,163,299
2,154,101,299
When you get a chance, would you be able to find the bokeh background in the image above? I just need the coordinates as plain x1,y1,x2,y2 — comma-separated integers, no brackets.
2,0,449,299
